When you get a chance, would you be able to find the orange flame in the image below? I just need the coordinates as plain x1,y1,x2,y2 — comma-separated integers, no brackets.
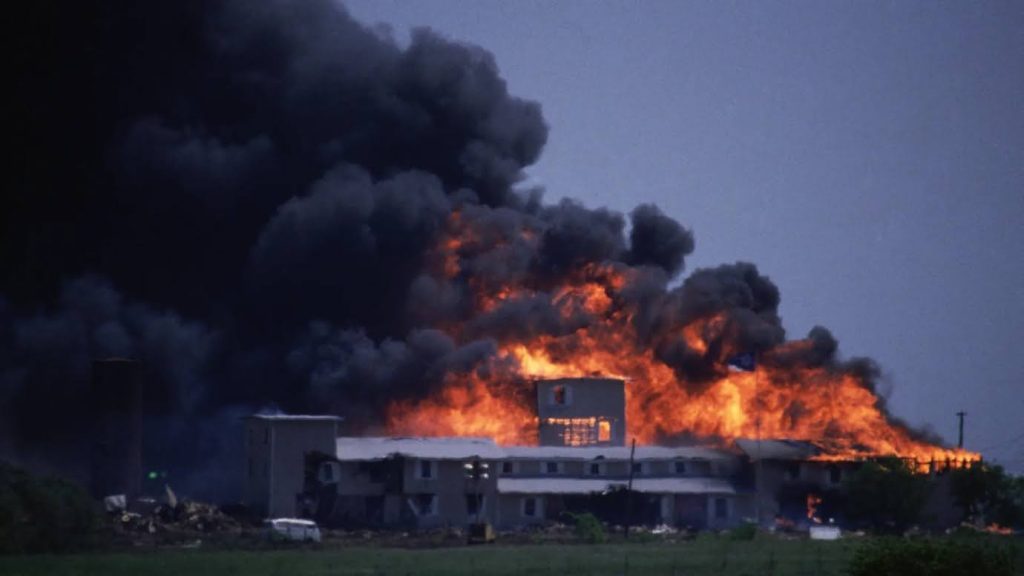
387,216,981,469
806,493,823,524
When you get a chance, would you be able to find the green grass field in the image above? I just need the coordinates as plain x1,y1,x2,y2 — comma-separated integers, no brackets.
0,539,857,576
2,536,1021,576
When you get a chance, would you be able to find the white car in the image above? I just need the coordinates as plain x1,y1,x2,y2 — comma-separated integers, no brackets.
263,518,322,542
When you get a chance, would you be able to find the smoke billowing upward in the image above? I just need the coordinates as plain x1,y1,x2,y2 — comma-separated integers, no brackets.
3,0,960,499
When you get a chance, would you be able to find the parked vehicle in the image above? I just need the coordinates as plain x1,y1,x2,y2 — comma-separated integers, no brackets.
263,518,321,542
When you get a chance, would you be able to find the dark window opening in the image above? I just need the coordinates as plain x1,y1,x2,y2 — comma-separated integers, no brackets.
786,462,800,480
420,460,434,479
552,385,567,405
589,463,601,475
414,494,436,516
631,462,643,474
523,497,537,517
714,497,728,519
501,461,514,474
674,461,686,475
828,465,841,484
545,462,559,474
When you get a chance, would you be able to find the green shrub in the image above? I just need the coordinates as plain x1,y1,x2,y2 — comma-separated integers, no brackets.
847,537,1017,576
569,512,606,544
728,522,757,541
0,461,102,553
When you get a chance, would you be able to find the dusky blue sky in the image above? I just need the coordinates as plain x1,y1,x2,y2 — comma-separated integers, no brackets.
343,0,1024,472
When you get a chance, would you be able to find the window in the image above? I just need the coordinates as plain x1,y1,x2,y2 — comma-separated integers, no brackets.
544,417,602,446
588,462,602,476
551,385,569,405
786,462,800,480
544,462,561,474
417,460,436,480
714,497,728,519
631,462,645,475
522,497,540,518
411,494,437,516
828,465,841,484
674,461,686,475
598,420,611,442
501,461,515,475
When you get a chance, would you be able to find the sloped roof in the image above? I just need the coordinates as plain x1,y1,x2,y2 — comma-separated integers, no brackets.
501,445,732,461
335,437,504,461
734,439,821,461
497,477,737,495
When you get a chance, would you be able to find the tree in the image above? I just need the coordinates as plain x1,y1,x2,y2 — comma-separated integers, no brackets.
842,457,930,533
951,463,1024,528
0,461,101,553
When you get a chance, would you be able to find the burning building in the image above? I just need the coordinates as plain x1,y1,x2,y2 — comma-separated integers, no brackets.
250,370,978,531
3,0,984,506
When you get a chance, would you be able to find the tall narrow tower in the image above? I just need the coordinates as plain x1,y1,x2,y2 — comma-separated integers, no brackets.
90,358,143,498
536,377,626,447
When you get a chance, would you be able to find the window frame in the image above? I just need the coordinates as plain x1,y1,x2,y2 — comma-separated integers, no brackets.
549,384,572,406
416,459,437,480
543,461,563,475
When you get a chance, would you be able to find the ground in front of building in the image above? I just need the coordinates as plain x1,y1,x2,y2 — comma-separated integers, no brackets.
0,538,861,576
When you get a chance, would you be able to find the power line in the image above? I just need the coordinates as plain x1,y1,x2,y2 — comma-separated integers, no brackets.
973,430,1024,453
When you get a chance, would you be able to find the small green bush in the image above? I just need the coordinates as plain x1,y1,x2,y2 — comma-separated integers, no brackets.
569,512,606,544
728,522,757,541
847,537,1017,576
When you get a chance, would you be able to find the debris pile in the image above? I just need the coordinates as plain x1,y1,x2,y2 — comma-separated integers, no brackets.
114,502,241,534
106,490,243,539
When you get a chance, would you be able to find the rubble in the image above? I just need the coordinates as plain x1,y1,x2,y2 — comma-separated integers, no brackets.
110,496,243,538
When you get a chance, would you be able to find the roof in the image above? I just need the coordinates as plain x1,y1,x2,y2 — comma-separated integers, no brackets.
497,477,737,495
734,439,820,461
335,437,505,461
246,414,343,422
501,445,732,461
536,377,625,384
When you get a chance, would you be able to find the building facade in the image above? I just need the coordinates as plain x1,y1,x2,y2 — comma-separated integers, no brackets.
242,415,342,518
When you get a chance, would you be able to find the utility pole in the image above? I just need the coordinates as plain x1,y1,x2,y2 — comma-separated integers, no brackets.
956,411,966,449
754,352,762,527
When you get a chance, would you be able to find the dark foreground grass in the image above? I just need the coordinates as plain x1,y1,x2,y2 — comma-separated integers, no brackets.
0,538,858,576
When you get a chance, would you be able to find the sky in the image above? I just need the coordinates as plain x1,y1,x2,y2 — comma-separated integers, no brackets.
343,0,1024,472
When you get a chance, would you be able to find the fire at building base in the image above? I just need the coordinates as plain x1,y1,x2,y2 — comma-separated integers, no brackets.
242,378,973,532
